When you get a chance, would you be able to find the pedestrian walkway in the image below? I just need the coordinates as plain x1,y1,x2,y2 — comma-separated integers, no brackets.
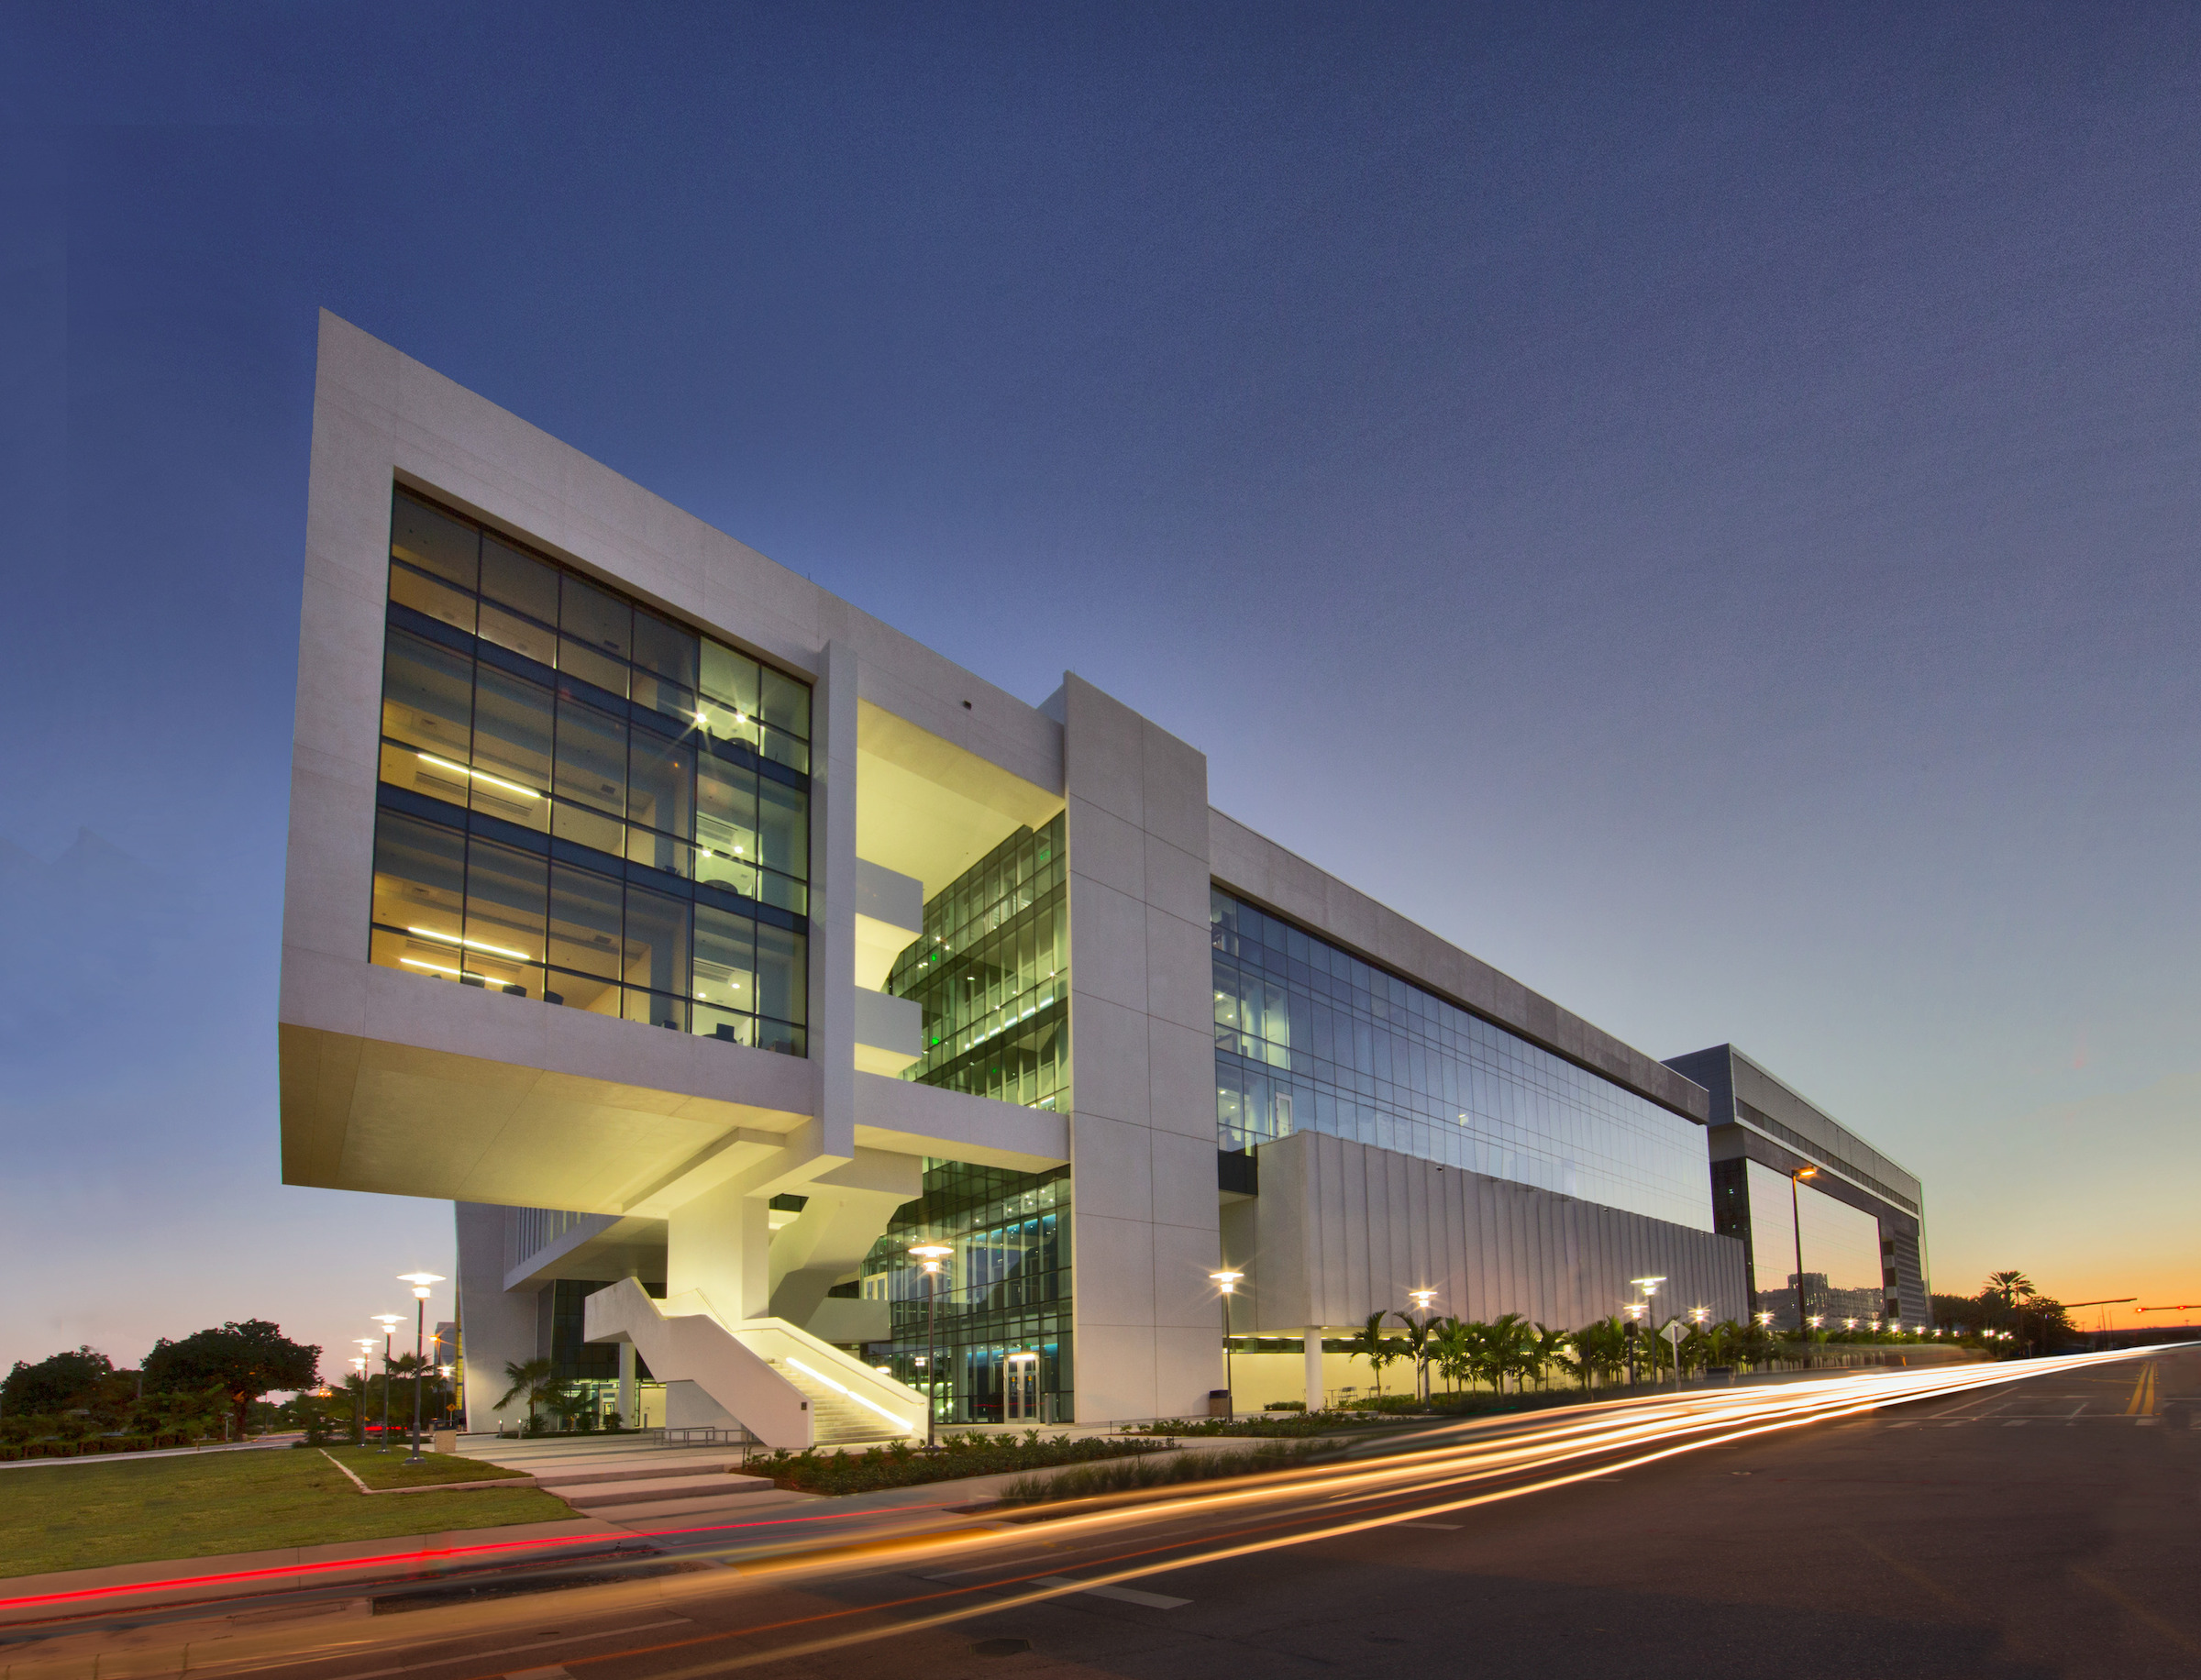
448,1435,801,1530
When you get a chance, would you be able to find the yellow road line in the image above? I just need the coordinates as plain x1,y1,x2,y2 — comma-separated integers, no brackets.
2123,1363,2157,1417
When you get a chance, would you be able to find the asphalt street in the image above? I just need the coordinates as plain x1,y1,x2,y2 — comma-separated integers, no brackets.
7,1351,2195,1680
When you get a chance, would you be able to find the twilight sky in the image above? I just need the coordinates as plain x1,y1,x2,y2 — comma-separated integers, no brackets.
5,3,2197,1377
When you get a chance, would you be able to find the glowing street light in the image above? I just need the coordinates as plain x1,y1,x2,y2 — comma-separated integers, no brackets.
397,1272,445,1463
1212,1269,1245,1418
909,1243,954,1449
369,1315,404,1452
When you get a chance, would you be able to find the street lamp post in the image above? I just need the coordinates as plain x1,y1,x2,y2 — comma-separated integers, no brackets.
909,1243,953,1449
1788,1166,1819,1348
370,1314,404,1451
348,1350,371,1443
398,1273,445,1464
1629,1277,1665,1388
1408,1288,1437,1402
1211,1269,1244,1418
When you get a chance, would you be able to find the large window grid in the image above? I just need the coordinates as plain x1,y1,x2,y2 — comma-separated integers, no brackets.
861,1161,1072,1424
1211,889,1710,1231
370,489,811,1053
886,813,1067,1109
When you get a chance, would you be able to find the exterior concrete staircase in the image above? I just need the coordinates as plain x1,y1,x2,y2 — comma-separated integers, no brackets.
768,1358,907,1446
584,1277,924,1451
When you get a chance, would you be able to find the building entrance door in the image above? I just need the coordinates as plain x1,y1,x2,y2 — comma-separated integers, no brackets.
1005,1352,1039,1421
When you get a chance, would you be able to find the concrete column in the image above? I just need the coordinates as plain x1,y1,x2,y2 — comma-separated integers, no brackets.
1059,675,1222,1423
453,1201,539,1433
1304,1328,1324,1410
616,1263,639,1423
810,638,858,1160
667,1176,773,1323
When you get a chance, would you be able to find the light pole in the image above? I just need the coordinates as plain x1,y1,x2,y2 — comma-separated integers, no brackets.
371,1314,404,1451
398,1272,445,1463
1629,1277,1665,1388
910,1243,953,1449
1211,1269,1244,1417
349,1350,371,1443
1787,1166,1818,1343
1408,1288,1437,1402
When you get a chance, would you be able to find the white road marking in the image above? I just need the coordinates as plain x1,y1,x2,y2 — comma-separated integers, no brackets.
1032,1575,1189,1609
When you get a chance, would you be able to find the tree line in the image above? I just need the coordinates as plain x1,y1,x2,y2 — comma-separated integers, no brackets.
2,1321,319,1450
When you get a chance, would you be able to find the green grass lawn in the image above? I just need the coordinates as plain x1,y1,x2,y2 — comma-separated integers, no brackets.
320,1444,533,1490
0,1447,575,1580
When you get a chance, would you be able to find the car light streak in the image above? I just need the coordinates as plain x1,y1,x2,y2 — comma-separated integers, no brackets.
528,1348,2185,1679
27,1349,2180,1678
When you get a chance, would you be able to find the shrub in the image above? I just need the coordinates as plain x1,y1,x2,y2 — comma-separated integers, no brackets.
752,1432,1173,1497
1001,1440,1323,1503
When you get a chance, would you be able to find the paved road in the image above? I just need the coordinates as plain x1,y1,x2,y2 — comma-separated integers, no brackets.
9,1351,2195,1680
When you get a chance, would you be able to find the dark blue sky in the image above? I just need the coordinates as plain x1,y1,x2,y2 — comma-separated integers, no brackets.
6,4,2197,1373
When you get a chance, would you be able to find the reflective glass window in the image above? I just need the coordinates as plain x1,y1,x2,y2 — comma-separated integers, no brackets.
382,629,474,757
480,535,559,624
758,666,810,738
754,921,805,1026
1210,887,1709,1230
470,667,554,828
464,836,547,993
392,493,479,588
622,883,690,999
371,486,811,1058
699,640,760,717
547,862,624,979
627,725,693,840
478,601,558,668
389,561,477,636
692,901,757,1015
560,573,631,661
372,812,464,946
554,695,627,817
632,610,699,690
757,779,808,880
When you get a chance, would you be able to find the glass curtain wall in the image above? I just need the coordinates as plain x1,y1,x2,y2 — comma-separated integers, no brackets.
369,490,812,1052
886,812,1067,1108
866,817,1073,1420
1743,1160,1885,1329
1211,889,1710,1231
860,1162,1071,1425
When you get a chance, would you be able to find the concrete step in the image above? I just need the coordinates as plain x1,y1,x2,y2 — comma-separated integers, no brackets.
769,1361,908,1446
557,1471,776,1508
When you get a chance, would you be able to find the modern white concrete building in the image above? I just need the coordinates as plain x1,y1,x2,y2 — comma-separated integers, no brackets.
279,312,1748,1442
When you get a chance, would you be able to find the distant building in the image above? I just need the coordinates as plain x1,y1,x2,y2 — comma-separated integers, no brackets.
1665,1046,1930,1331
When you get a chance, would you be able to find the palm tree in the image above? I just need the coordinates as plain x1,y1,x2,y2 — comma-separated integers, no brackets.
1985,1271,2034,1309
1391,1311,1437,1405
493,1357,566,1433
1528,1323,1568,1392
1350,1312,1399,1403
1432,1317,1477,1395
1483,1313,1531,1394
1565,1317,1627,1394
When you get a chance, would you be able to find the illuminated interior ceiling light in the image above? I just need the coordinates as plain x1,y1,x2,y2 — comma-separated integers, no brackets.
407,926,530,959
416,753,539,800
399,957,491,981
